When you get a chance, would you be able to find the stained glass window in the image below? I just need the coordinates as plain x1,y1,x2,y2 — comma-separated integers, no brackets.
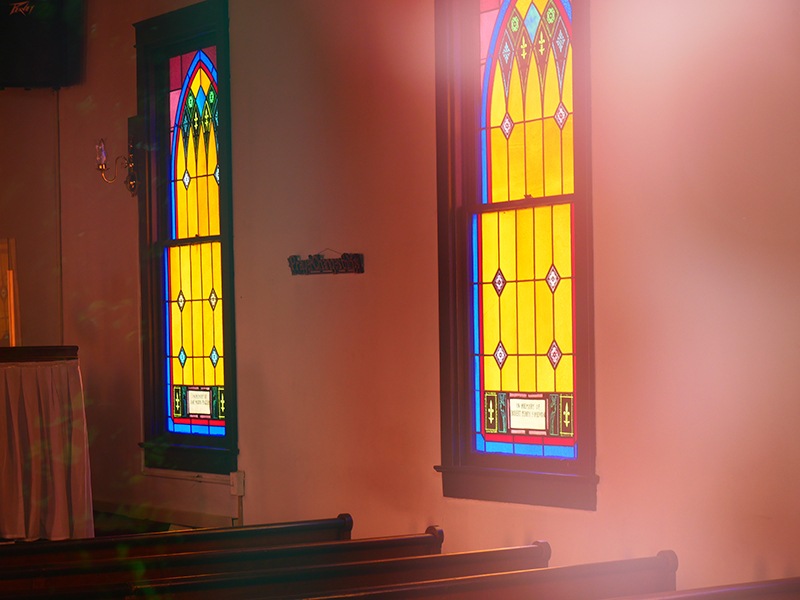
164,48,226,437
475,0,577,460
136,0,236,474
435,0,595,509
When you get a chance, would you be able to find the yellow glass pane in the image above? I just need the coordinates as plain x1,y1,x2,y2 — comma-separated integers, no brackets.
215,356,224,386
516,208,534,280
531,0,547,14
517,280,535,354
552,203,572,278
500,282,517,354
204,346,214,386
186,145,199,238
508,60,523,123
562,48,573,113
213,298,224,358
490,128,509,203
523,63,542,122
203,302,214,358
180,245,191,298
543,119,562,196
211,242,223,295
190,245,203,299
172,358,184,385
197,176,209,239
537,355,554,391
170,302,183,354
562,116,574,195
501,356,518,392
498,210,517,281
192,300,203,361
168,248,181,302
534,280,553,353
490,62,506,128
543,50,560,117
524,121,544,199
182,302,194,360
518,355,537,391
508,126,525,201
484,356,501,390
197,121,208,178
554,278,573,354
191,70,202,98
481,212,499,283
555,354,574,393
482,284,500,355
208,130,220,236
190,358,203,385
533,205,552,279
200,243,213,298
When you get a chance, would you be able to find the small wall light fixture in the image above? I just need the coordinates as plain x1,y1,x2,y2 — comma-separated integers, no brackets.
96,137,137,196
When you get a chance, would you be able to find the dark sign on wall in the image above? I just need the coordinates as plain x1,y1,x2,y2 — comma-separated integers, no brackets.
288,253,364,275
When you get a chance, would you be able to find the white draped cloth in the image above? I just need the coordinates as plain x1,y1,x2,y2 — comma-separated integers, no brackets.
0,359,94,541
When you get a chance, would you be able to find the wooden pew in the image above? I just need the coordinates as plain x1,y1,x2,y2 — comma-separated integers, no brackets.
0,526,444,593
601,576,800,600
285,550,679,600
0,513,353,568
2,540,550,600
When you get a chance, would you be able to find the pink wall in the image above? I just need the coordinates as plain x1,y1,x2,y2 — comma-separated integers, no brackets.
2,0,799,590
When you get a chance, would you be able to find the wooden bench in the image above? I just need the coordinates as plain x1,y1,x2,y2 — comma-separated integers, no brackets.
2,540,549,600
0,513,353,568
286,550,678,600
0,526,444,593
601,576,800,600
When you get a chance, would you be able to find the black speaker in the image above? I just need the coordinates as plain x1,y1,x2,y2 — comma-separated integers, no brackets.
0,0,84,88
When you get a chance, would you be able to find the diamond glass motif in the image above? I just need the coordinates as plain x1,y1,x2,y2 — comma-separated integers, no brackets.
177,290,186,311
492,269,506,296
494,341,508,369
554,102,569,130
546,265,561,293
214,164,220,185
210,346,219,368
209,288,218,310
178,347,187,367
501,113,514,139
182,169,191,190
547,340,562,369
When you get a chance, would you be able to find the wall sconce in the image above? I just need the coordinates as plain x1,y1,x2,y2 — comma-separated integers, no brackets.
96,137,137,196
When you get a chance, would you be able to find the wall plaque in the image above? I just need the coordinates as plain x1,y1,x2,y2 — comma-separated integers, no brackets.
288,253,364,275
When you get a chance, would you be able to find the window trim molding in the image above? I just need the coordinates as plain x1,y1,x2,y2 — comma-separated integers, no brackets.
434,0,598,510
134,0,238,475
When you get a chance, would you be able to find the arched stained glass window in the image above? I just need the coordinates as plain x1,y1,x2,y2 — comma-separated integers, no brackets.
136,0,236,475
475,0,576,460
435,0,595,509
165,48,226,437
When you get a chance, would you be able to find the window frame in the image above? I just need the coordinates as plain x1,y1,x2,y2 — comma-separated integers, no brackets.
434,0,598,510
134,0,238,475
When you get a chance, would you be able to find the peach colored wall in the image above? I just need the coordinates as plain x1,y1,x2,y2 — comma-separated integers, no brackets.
0,89,61,345
2,0,799,590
